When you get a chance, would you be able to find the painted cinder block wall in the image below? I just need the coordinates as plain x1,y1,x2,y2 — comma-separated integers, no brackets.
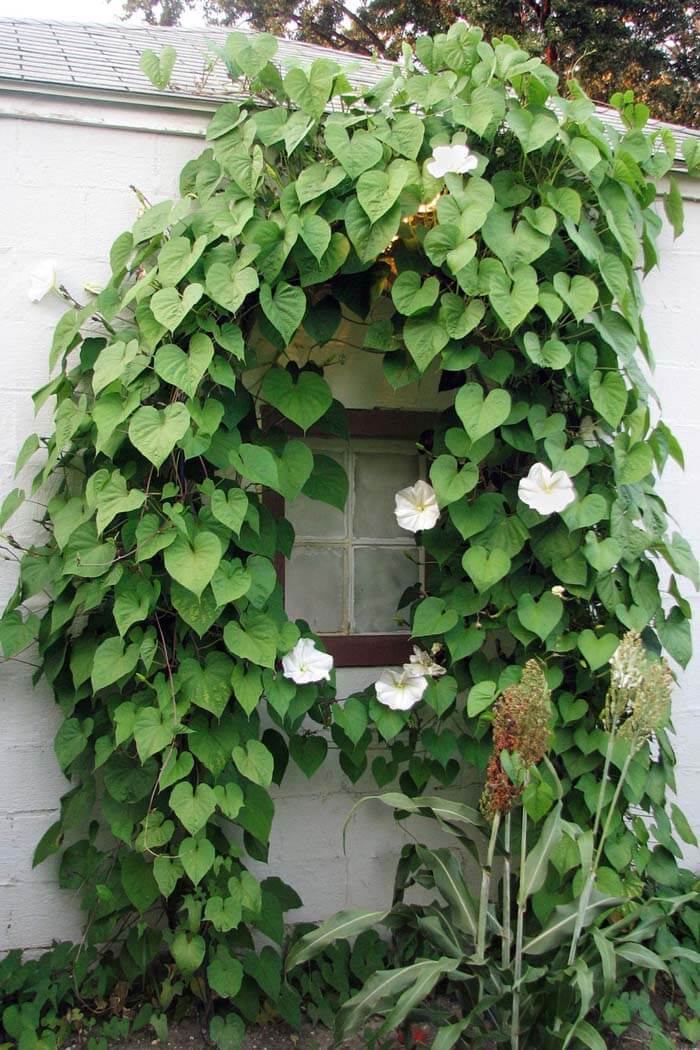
0,94,698,952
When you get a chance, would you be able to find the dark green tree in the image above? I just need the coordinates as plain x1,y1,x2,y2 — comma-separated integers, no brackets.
118,0,699,125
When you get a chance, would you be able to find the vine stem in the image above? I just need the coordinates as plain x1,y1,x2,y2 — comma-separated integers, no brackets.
476,811,501,961
512,799,529,1050
567,740,632,968
502,811,512,969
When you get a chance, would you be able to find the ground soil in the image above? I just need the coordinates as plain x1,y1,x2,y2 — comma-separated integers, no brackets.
114,1016,695,1049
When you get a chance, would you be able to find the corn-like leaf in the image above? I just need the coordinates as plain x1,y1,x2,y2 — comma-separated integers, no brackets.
286,907,388,970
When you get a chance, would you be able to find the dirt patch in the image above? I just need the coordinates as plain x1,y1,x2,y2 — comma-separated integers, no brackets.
114,1019,379,1049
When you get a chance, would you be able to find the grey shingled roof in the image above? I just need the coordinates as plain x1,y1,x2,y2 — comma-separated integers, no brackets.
0,17,697,162
0,17,394,100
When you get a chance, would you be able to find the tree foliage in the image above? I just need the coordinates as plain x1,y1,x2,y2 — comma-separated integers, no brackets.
119,0,700,126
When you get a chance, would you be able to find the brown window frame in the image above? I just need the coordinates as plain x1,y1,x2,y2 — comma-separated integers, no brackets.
263,408,435,667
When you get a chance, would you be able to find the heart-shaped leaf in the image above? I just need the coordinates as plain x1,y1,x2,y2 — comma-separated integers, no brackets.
403,311,449,372
589,369,628,427
488,263,539,332
134,707,174,762
154,334,214,398
357,159,414,222
91,635,140,692
455,383,511,442
150,283,203,331
412,597,458,637
260,281,307,344
179,835,215,886
430,455,478,505
553,272,598,322
261,367,332,431
392,271,440,316
578,629,619,671
325,124,383,178
205,261,259,313
345,198,401,262
128,403,190,468
517,592,563,642
290,735,328,778
284,58,336,120
209,487,248,535
462,545,511,592
224,611,279,668
157,235,207,285
231,739,274,787
164,530,222,598
482,205,550,273
562,493,607,531
170,782,217,835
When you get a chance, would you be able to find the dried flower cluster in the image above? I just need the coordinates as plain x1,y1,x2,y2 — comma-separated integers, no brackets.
480,661,552,819
604,631,673,750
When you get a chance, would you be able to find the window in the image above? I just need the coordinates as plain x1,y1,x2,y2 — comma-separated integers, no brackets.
268,411,434,666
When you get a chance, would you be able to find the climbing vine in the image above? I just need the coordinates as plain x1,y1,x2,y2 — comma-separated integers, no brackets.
1,22,698,1048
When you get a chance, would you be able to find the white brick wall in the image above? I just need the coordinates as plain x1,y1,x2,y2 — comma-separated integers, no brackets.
0,94,698,951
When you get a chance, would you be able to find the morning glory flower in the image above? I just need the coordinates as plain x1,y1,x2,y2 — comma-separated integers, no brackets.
28,260,58,302
404,645,446,678
518,462,576,515
427,144,479,179
394,480,440,533
375,668,428,711
281,637,333,684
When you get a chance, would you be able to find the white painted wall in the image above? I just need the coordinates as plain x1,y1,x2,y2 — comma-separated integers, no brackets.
0,93,698,952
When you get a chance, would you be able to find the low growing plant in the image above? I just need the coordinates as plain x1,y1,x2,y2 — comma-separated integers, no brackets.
288,640,699,1048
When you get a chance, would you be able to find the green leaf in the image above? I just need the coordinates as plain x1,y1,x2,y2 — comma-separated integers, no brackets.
179,835,215,886
134,707,174,762
287,907,389,969
553,272,598,321
54,717,90,771
299,213,331,260
333,697,368,745
289,735,328,778
92,636,140,691
0,487,24,529
171,931,205,976
150,521,214,596
284,58,337,120
0,609,38,658
224,612,279,668
169,781,217,835
344,198,401,262
261,367,332,431
324,123,383,178
455,383,511,442
589,370,627,427
85,469,146,534
488,263,538,332
302,453,349,511
157,235,207,285
430,455,478,505
462,545,511,592
121,852,159,913
356,159,414,222
154,334,213,398
295,162,345,205
412,597,458,637
150,283,203,331
520,802,563,900
403,311,449,372
577,629,619,671
207,946,244,998
467,681,497,717
211,559,251,607
205,262,259,312
128,403,190,468
259,281,306,344
517,592,563,642
210,487,248,535
392,271,440,316
231,739,274,787
664,175,684,239
139,45,176,89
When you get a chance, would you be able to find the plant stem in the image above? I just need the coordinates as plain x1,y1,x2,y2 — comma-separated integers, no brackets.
502,811,512,969
512,804,529,1050
477,812,501,961
567,746,632,967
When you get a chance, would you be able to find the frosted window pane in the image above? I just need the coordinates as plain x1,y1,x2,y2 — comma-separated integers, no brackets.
286,547,345,633
353,451,420,539
353,547,419,633
286,453,347,539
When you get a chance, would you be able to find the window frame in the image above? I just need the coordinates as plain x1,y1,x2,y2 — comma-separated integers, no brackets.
264,408,435,667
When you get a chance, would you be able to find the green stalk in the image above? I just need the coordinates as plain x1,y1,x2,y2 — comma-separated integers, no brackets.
567,744,632,968
477,812,501,962
502,811,512,969
512,803,528,1050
